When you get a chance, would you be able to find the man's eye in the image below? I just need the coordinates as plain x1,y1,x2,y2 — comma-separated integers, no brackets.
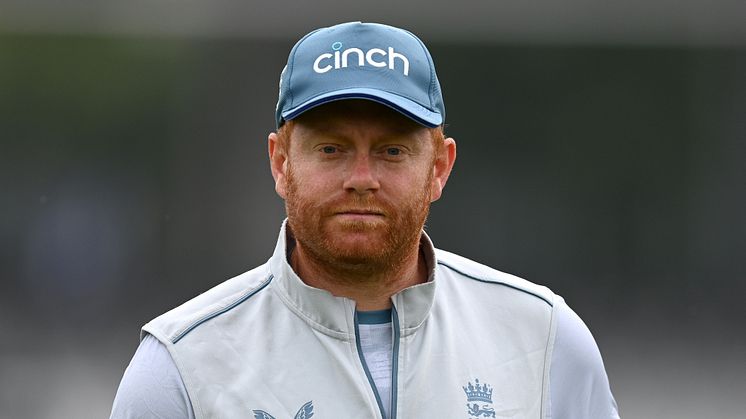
321,146,337,154
386,147,402,156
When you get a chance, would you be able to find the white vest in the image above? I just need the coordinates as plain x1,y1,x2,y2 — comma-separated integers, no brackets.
143,223,558,419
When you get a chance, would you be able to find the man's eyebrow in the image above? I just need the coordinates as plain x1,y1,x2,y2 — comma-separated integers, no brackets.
301,128,348,142
298,120,425,144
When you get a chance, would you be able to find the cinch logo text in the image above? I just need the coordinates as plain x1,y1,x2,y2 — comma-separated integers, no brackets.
313,45,410,76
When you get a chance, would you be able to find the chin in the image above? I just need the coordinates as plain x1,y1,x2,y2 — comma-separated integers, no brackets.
328,234,387,255
320,227,392,261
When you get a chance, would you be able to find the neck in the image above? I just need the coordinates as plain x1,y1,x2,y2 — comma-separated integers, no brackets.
289,236,428,311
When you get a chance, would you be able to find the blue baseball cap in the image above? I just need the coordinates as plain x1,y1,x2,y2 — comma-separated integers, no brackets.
275,21,445,128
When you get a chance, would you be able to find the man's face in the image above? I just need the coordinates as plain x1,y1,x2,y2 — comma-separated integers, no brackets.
273,100,443,272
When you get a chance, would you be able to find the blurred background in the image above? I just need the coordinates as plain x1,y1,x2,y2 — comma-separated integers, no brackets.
1,1,745,418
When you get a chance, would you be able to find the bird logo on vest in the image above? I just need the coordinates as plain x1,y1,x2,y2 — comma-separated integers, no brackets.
253,401,314,419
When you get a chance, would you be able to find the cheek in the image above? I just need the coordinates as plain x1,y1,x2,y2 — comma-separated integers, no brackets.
286,161,340,206
381,174,431,206
292,165,339,194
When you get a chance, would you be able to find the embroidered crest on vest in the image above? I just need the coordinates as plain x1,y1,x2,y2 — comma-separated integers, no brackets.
463,379,496,418
253,401,314,419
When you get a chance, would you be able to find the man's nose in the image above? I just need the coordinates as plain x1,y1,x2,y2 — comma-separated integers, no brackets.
343,153,380,194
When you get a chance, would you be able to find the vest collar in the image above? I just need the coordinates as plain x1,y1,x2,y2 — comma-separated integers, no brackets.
268,220,436,338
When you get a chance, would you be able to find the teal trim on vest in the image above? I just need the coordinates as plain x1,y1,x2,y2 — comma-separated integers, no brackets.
437,261,553,307
354,310,389,418
390,306,400,419
172,274,274,344
357,309,393,325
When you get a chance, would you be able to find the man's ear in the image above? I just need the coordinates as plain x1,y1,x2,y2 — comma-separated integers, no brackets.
430,137,457,202
268,132,288,199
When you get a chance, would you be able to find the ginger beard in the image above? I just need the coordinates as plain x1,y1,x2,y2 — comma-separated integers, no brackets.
285,160,433,278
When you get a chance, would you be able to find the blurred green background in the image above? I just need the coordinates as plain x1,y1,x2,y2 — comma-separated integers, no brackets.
1,3,745,417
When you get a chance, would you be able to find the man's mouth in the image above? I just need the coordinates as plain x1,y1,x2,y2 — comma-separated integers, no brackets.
334,209,385,217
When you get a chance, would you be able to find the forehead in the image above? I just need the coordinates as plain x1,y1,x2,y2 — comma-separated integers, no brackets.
290,99,429,141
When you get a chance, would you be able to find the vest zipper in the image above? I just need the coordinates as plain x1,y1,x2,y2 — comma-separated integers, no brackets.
390,306,400,419
353,309,400,419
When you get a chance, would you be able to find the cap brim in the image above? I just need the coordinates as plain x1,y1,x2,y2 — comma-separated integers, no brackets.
281,88,443,128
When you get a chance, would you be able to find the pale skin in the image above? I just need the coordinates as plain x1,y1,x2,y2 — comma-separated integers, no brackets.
269,101,456,310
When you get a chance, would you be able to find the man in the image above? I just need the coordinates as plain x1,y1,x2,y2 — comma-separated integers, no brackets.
110,21,619,419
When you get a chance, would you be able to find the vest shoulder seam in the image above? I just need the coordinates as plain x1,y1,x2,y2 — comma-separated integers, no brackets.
437,260,553,307
171,274,274,344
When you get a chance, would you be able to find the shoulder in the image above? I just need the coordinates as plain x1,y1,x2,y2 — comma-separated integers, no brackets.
549,298,620,418
434,248,556,308
109,334,195,419
552,298,608,369
143,263,273,345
